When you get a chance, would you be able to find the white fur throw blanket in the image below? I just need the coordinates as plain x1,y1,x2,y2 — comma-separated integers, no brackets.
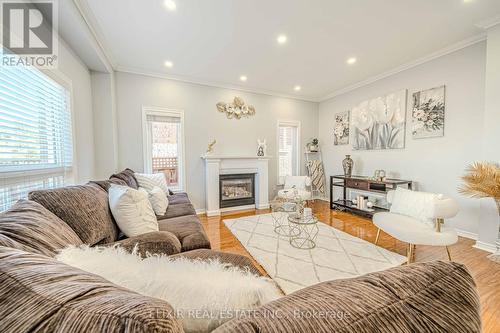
56,245,281,333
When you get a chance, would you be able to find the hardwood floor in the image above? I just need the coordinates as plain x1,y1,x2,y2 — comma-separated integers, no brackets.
199,200,500,332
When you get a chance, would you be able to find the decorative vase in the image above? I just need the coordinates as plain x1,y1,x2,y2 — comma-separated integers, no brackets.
294,193,305,215
342,155,353,177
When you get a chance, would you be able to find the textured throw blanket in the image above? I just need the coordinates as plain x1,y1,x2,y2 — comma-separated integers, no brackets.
56,245,281,333
307,160,325,194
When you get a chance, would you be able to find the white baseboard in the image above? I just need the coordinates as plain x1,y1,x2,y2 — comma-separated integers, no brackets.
221,204,256,213
206,209,221,217
195,208,206,215
199,197,327,216
199,203,268,216
455,229,478,241
449,229,498,254
473,241,497,253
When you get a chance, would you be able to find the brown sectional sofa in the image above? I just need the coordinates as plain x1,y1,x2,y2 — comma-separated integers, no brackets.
26,168,211,256
0,169,482,332
112,169,211,252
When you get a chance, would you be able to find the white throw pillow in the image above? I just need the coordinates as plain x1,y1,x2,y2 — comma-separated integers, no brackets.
134,172,170,196
108,184,158,237
140,186,169,215
390,187,440,228
56,245,281,333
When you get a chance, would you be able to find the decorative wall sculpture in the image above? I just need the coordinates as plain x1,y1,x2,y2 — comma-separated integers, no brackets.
412,85,445,139
216,97,256,119
351,90,407,150
333,111,349,145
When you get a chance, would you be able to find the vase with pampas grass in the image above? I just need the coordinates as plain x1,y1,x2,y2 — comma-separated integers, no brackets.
459,162,500,263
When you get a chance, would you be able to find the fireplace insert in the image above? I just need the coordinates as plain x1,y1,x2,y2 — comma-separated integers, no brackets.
219,173,256,208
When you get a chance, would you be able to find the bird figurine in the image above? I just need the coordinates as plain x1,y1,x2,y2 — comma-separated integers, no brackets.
206,139,216,155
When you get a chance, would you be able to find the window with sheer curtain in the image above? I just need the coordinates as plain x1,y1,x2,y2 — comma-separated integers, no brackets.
0,65,73,211
278,121,300,185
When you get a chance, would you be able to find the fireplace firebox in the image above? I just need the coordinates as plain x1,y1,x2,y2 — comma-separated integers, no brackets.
219,173,256,208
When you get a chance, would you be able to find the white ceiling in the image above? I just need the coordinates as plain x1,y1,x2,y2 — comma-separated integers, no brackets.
79,0,500,101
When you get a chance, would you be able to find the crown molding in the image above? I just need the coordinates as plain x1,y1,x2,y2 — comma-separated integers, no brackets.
475,15,500,30
69,3,489,105
71,0,318,102
72,0,115,72
115,66,320,103
318,33,487,102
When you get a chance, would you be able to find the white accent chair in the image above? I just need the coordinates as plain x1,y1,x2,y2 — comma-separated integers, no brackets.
373,188,459,264
277,176,312,201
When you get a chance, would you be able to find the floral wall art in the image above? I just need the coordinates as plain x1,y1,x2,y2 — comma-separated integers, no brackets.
412,86,445,139
333,111,349,145
351,90,407,150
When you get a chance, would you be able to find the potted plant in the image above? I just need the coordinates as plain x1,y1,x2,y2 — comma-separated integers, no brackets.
307,138,319,152
459,162,500,263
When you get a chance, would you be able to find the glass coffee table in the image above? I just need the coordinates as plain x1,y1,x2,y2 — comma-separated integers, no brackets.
287,213,319,249
270,200,301,237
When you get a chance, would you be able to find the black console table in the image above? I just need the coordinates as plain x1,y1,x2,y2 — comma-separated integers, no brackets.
330,175,413,217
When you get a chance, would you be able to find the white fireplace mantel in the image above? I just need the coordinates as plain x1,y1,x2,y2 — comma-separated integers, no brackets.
201,155,271,216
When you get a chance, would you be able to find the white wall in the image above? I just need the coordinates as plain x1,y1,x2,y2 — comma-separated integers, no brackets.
319,42,487,237
91,72,118,179
478,25,500,248
54,40,95,183
114,72,318,211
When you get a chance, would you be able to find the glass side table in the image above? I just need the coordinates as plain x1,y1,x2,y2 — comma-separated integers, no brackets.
270,200,301,237
288,213,319,249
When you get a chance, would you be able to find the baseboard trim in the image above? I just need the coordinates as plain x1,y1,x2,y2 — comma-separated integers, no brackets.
201,203,269,216
206,209,221,217
221,205,256,213
455,229,478,241
473,241,497,254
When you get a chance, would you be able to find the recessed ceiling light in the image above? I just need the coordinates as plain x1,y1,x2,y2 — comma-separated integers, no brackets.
294,85,301,91
463,0,474,3
164,0,176,11
164,60,173,68
277,34,287,44
346,57,357,65
239,75,247,82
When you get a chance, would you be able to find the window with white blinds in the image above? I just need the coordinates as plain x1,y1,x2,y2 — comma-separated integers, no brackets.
142,108,185,192
0,64,73,211
278,121,300,185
